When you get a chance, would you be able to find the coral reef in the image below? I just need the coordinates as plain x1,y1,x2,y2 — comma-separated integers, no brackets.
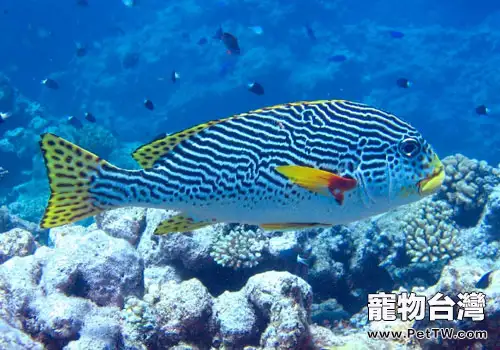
245,271,313,349
70,124,119,159
439,154,500,224
7,179,49,224
210,224,268,269
0,207,324,349
209,290,258,347
145,278,213,346
267,230,301,259
308,226,351,294
456,226,499,261
306,219,400,309
96,207,146,246
137,209,217,270
477,184,500,239
1,175,500,349
312,298,349,326
452,185,500,261
0,229,134,349
0,193,498,349
310,257,500,350
0,318,44,350
0,83,53,222
0,127,39,161
402,198,462,264
0,206,47,244
122,296,157,347
43,226,144,307
0,228,37,264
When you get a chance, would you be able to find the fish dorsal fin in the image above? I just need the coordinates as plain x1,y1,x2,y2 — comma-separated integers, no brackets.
132,117,236,169
154,213,214,235
132,100,346,169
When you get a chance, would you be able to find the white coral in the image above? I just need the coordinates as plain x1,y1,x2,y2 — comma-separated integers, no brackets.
0,228,37,264
121,296,156,346
403,199,461,263
210,225,268,269
440,154,500,213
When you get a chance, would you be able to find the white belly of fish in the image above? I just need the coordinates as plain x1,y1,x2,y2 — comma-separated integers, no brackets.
179,190,385,226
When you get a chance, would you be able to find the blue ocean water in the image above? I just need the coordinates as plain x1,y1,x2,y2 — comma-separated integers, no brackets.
0,0,500,220
0,0,499,217
1,2,500,349
0,0,500,205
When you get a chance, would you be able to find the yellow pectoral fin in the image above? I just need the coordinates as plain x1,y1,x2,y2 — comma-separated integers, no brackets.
275,165,334,195
154,213,214,235
275,165,357,204
260,223,332,231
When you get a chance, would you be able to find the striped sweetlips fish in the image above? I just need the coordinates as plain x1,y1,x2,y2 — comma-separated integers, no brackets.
38,100,445,234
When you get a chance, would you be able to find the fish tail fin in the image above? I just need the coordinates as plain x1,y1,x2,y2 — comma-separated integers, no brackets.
39,133,121,229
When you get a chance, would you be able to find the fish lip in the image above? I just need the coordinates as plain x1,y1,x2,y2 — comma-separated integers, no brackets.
417,164,445,196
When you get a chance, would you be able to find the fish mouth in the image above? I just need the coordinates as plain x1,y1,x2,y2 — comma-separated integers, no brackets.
417,157,445,196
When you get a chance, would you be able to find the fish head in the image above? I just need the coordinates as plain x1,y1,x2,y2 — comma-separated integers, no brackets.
379,134,444,205
337,102,444,208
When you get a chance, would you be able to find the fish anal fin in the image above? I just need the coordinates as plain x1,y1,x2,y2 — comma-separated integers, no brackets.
275,165,357,205
260,223,332,232
154,213,214,235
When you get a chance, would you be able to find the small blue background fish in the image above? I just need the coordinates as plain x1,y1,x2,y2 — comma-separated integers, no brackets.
389,30,405,38
328,54,347,62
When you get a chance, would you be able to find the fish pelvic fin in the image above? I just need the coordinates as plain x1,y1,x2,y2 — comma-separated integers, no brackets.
39,133,120,229
260,222,332,232
154,213,214,235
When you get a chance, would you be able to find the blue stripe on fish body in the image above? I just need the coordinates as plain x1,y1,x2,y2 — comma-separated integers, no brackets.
39,100,445,231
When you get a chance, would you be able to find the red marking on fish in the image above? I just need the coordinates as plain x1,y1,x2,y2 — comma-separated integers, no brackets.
327,176,357,205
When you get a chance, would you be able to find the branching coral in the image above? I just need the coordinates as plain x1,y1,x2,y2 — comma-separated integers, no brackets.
438,154,500,216
402,198,461,263
121,296,157,347
8,179,49,224
1,127,39,159
210,224,268,269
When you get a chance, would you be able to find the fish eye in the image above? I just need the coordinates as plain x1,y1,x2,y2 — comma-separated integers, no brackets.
398,138,421,158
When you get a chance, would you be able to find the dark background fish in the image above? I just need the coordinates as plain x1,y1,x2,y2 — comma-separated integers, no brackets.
221,32,241,55
305,24,316,42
